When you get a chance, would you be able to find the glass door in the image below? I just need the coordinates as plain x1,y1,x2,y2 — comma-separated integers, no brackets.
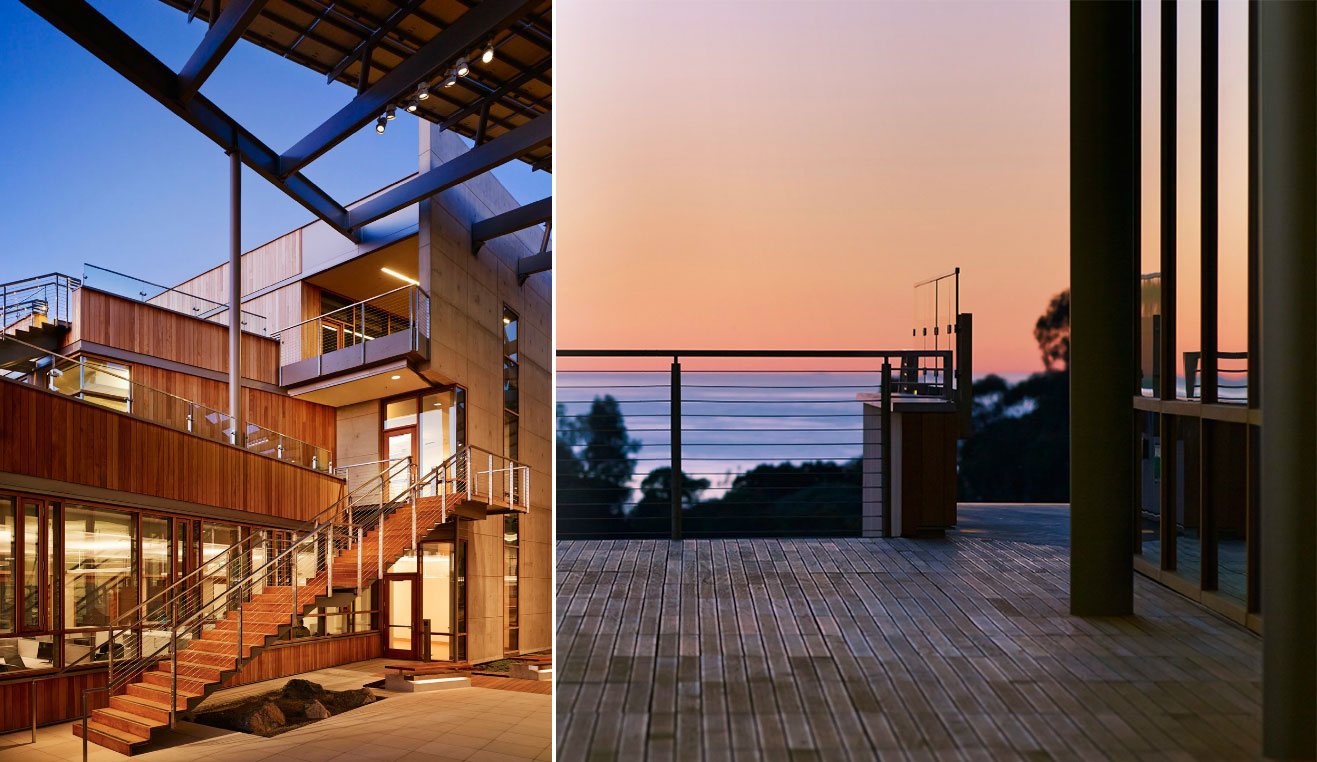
385,429,415,502
383,575,416,659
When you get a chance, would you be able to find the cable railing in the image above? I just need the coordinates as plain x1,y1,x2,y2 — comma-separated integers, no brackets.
1,273,80,333
0,333,333,472
556,350,953,540
271,285,430,380
82,264,269,337
68,445,524,759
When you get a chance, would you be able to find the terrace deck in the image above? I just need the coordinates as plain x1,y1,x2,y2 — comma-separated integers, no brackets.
556,504,1262,761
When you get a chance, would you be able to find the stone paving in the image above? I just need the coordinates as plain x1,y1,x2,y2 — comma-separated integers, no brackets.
0,660,551,762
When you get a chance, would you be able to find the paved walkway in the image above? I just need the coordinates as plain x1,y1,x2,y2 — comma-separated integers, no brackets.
557,504,1263,761
0,660,551,762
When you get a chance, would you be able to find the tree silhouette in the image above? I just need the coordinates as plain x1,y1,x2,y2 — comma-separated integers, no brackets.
555,396,642,537
1034,289,1070,371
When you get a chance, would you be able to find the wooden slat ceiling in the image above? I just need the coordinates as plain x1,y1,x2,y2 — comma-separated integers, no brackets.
157,0,552,170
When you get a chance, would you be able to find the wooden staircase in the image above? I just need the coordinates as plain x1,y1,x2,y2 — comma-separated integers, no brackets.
0,320,70,372
72,490,472,755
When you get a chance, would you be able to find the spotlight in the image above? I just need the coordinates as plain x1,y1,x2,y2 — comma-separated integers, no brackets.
375,115,387,134
481,41,495,64
442,70,457,88
385,104,396,120
417,80,430,100
407,96,419,113
455,57,470,77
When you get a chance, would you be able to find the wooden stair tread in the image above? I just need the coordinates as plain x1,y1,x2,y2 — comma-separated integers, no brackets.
97,707,168,729
73,719,150,750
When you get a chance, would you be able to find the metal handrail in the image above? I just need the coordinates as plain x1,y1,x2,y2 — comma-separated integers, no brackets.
271,284,426,335
81,264,268,331
0,333,333,471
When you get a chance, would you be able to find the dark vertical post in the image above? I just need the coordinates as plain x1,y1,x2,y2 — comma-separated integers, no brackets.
1201,1,1219,404
1244,0,1261,618
228,150,243,446
670,357,682,541
880,361,892,538
1199,0,1219,592
1069,0,1138,615
1258,2,1317,757
1158,0,1177,572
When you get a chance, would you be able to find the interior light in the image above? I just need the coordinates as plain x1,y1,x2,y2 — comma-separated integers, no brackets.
385,105,396,120
375,115,387,134
407,97,419,113
482,41,495,64
455,57,470,77
391,375,401,380
418,81,430,100
503,316,511,324
442,71,457,88
380,267,420,286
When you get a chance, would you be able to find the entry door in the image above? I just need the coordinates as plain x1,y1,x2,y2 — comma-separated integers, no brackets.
383,575,417,659
385,428,416,502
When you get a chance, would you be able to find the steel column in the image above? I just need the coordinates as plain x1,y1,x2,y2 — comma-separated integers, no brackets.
1257,1,1317,756
228,150,243,446
1068,0,1138,615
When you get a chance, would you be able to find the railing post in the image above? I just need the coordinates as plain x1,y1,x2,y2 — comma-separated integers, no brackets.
81,690,88,762
29,677,36,743
671,357,682,541
170,601,178,729
881,361,893,538
327,527,334,590
237,586,244,665
357,526,363,595
487,453,493,500
378,503,384,582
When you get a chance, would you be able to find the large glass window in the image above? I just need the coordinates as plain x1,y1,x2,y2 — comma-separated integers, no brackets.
50,356,131,412
64,505,137,629
0,497,14,633
141,517,171,618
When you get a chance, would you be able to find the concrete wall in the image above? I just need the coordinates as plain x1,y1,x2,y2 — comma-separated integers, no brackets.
418,123,552,661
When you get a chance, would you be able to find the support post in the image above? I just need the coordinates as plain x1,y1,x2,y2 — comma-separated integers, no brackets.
1157,0,1177,573
228,150,243,447
1068,0,1138,615
670,358,682,541
880,361,892,538
1257,2,1317,757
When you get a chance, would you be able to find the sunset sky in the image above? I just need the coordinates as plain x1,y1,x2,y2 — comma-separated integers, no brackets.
557,0,1250,379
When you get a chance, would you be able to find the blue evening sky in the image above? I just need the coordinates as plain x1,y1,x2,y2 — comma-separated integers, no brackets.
0,1,550,288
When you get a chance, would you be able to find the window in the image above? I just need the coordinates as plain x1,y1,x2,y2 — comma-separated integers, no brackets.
0,497,14,634
504,515,519,654
503,307,520,460
64,505,136,630
49,356,131,412
382,389,465,480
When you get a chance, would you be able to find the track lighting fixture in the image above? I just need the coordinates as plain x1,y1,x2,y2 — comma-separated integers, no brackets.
385,105,396,120
407,96,419,113
443,70,457,88
482,41,495,64
455,57,470,77
418,80,430,100
376,115,387,134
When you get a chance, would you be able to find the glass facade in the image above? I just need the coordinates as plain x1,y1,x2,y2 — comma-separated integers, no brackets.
50,356,131,412
0,492,382,674
502,306,521,653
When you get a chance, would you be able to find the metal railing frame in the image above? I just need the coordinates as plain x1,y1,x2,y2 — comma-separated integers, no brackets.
0,333,332,472
556,349,956,540
270,284,430,382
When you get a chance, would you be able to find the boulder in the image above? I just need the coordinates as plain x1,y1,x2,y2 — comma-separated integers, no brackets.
282,679,326,700
323,687,376,713
304,700,331,720
244,701,287,735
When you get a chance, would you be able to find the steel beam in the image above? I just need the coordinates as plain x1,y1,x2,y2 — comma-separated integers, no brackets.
278,0,540,177
177,0,269,101
327,0,426,83
21,0,354,239
348,112,550,229
439,55,552,132
517,250,551,281
472,197,551,250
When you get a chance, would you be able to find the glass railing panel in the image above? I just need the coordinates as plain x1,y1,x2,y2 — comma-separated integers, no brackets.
82,263,269,336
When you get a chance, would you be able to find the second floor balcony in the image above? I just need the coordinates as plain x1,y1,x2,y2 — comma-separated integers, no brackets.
275,284,430,388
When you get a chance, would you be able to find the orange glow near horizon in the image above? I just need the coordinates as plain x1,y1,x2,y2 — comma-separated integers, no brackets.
556,1,1250,378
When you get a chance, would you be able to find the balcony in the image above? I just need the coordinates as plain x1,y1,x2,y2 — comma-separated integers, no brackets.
275,285,430,388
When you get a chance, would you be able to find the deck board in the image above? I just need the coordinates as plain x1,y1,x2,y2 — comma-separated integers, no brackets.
556,505,1262,761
